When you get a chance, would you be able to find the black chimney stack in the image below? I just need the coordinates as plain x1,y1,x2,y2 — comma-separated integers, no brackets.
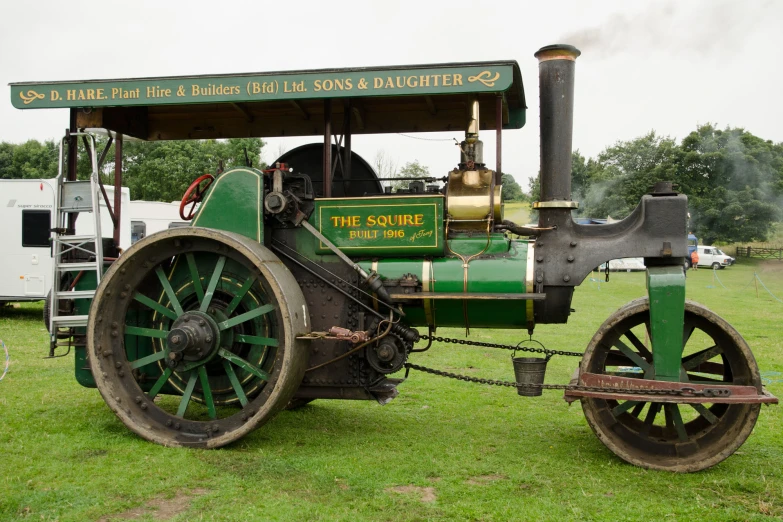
535,44,581,205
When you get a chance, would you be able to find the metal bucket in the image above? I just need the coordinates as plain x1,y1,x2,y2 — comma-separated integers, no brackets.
512,356,549,397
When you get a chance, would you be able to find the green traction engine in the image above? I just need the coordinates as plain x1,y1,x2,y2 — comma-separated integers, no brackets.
10,44,777,472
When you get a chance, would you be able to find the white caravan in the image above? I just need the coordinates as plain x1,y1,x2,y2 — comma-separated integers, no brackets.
0,179,181,303
128,200,187,243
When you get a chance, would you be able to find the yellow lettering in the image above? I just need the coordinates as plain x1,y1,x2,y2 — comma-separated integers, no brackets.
192,85,200,96
351,215,360,227
77,90,85,100
443,74,452,87
366,215,376,226
385,77,394,89
414,214,424,226
67,90,76,101
313,79,322,92
453,73,463,86
403,215,413,225
330,216,340,227
433,75,441,87
374,77,383,89
349,231,358,239
334,79,343,90
420,75,430,87
50,90,61,101
96,88,106,100
406,76,417,88
86,89,95,100
344,78,352,90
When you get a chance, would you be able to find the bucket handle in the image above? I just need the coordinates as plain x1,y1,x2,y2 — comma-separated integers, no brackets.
512,339,552,362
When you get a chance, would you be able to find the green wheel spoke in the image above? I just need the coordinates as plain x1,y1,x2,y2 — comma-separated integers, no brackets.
612,339,651,372
133,292,178,321
611,400,642,417
630,402,646,418
666,404,688,442
148,367,173,399
624,330,652,362
186,253,205,304
130,350,167,369
218,304,274,331
218,348,270,381
155,266,184,316
125,325,169,339
235,334,279,347
682,324,696,349
640,403,661,437
224,277,256,316
682,345,723,371
690,403,719,425
176,371,199,418
222,359,249,407
199,255,227,312
198,366,217,420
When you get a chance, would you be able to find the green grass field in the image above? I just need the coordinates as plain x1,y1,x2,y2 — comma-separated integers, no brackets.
1,260,782,521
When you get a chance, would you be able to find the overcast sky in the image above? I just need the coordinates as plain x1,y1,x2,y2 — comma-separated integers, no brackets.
1,0,781,191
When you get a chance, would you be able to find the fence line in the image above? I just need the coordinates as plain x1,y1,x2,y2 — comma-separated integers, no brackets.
735,246,783,260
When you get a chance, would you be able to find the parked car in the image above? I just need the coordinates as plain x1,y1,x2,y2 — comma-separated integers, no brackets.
697,245,735,269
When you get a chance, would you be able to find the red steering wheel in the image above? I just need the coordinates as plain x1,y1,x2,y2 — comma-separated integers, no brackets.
180,174,215,220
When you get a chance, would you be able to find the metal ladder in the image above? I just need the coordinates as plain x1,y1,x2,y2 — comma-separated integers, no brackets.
49,133,103,347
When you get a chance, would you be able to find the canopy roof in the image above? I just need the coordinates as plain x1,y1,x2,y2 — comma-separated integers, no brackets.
10,61,526,141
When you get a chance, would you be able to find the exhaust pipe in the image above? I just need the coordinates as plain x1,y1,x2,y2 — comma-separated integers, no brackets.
535,44,581,206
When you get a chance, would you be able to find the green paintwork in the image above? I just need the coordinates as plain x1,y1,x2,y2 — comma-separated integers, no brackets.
218,348,270,381
358,237,532,329
11,62,520,114
314,195,444,256
646,266,687,381
191,168,263,242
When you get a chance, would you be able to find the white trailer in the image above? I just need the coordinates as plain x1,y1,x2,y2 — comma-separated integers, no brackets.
0,179,181,303
0,178,130,302
127,200,187,243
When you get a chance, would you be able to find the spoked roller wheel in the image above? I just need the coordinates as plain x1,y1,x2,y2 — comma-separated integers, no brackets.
580,298,762,472
87,228,309,447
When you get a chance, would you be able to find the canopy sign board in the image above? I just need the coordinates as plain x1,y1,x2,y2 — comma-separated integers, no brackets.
11,64,516,110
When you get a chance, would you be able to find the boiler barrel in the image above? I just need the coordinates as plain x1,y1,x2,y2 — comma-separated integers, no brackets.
359,237,533,329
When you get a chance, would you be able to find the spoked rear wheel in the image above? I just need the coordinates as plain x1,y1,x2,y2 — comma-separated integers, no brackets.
580,298,762,472
87,228,309,447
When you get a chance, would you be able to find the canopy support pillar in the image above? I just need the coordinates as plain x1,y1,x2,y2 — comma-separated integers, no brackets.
113,134,123,247
323,99,332,197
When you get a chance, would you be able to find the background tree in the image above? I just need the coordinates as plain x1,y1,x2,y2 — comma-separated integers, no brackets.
373,149,399,189
680,125,782,243
383,160,430,191
500,173,525,202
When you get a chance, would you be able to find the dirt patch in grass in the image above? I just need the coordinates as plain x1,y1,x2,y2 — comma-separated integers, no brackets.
465,474,506,485
387,485,437,502
758,260,783,273
98,488,208,521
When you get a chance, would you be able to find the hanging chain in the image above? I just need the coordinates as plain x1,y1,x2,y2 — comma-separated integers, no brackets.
418,334,583,358
409,336,732,398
